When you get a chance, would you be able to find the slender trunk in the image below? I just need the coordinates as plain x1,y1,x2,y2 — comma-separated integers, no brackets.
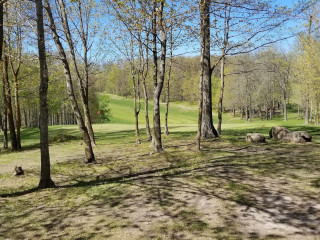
36,0,55,188
315,102,319,125
310,100,313,123
199,0,218,138
2,108,8,149
245,105,249,121
13,74,21,149
283,92,287,121
130,36,140,141
142,82,151,141
217,3,230,134
164,26,173,136
83,100,95,145
133,74,140,137
151,1,166,152
140,32,151,141
232,107,235,117
0,3,6,149
259,106,262,120
23,109,27,127
305,104,309,124
217,55,225,134
58,0,95,146
164,56,172,136
44,0,95,163
3,55,18,150
197,47,204,151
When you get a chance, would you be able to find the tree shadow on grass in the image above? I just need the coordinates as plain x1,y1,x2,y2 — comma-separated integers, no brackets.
1,127,320,239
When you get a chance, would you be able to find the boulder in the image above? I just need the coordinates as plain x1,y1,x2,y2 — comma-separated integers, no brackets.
246,133,266,143
269,126,290,140
282,131,312,143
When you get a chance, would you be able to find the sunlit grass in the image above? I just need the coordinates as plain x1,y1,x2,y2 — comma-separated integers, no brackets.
0,95,319,239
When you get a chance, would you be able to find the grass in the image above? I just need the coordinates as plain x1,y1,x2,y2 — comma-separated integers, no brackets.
0,94,320,239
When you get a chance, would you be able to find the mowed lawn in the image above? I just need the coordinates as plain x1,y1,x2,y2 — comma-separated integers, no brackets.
0,95,320,240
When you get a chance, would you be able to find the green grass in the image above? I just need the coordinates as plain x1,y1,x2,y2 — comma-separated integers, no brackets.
0,94,320,239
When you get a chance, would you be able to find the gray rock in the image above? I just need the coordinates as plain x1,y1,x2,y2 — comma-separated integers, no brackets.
269,126,290,140
282,131,312,143
246,133,266,143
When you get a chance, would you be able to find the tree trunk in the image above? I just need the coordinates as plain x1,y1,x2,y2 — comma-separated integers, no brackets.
245,106,249,121
83,99,95,145
283,92,287,121
57,0,95,146
217,55,225,134
199,0,218,138
13,75,21,149
36,0,55,189
3,55,18,150
305,105,309,124
142,82,151,141
44,0,95,163
151,1,166,152
164,26,173,136
24,109,27,127
0,3,6,150
310,100,313,123
139,32,151,141
2,111,8,149
315,102,319,125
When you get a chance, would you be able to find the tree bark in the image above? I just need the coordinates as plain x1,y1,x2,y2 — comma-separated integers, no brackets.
2,106,8,149
0,3,7,150
151,0,166,152
12,73,21,149
283,92,287,121
217,55,225,134
199,0,218,138
3,54,18,150
315,101,319,125
164,25,173,136
139,32,151,141
36,0,55,189
305,104,309,124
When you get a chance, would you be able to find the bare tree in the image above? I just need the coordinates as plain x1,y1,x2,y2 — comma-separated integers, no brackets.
44,0,95,163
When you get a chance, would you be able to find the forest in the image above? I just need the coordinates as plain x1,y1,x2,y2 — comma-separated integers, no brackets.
0,0,320,239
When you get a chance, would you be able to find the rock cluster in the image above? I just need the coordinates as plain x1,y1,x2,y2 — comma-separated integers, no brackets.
269,126,312,143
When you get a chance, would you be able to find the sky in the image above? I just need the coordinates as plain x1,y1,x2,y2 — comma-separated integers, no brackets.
174,0,314,58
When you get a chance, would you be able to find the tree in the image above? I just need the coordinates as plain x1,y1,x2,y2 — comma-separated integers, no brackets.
198,0,219,140
36,0,55,189
43,0,96,163
3,46,18,150
8,0,24,149
151,0,167,152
